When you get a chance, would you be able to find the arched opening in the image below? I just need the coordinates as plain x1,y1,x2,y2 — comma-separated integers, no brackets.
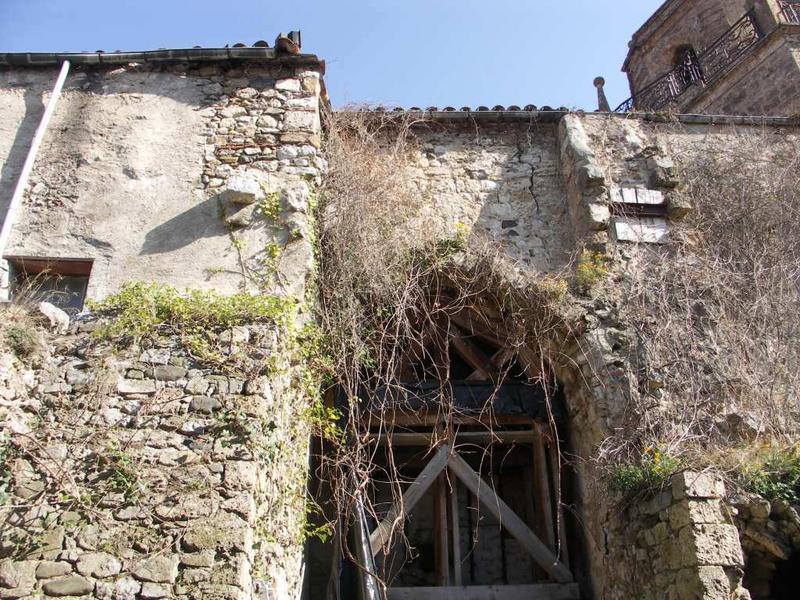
744,549,800,600
303,299,584,599
673,44,703,88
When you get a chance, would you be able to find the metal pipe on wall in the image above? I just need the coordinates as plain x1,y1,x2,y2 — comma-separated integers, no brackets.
0,60,71,300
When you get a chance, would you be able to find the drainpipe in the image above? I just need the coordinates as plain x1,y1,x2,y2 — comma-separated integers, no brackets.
0,60,71,301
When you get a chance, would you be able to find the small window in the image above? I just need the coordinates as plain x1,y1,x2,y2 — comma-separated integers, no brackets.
7,257,93,315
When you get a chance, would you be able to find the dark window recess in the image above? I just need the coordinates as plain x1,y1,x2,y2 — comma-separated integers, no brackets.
7,257,93,315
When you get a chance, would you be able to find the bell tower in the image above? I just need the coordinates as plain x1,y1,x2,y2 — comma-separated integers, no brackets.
620,0,800,115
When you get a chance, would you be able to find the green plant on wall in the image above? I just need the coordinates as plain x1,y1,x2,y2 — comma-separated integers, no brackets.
575,249,609,292
740,444,800,504
611,446,682,500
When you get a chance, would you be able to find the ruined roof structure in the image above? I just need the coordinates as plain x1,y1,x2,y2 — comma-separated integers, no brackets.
0,3,799,600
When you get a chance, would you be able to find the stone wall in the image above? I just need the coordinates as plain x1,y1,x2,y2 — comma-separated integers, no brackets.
402,119,574,273
608,472,748,600
0,312,313,600
0,57,323,300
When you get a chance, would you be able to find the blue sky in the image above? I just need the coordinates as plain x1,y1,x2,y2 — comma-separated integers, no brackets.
0,0,664,110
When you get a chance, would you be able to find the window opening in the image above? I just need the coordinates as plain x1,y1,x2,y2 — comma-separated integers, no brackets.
7,256,93,314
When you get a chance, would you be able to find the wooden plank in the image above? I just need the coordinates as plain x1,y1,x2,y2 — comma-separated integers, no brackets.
388,583,581,600
370,445,451,556
449,472,462,586
546,439,570,569
368,431,536,447
364,413,536,428
354,496,385,600
435,474,450,586
446,452,573,583
533,425,556,552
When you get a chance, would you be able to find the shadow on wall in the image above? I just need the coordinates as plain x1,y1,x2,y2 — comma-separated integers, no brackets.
140,196,229,255
0,89,44,226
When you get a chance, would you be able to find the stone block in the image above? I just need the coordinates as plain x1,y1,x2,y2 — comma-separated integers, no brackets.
668,499,725,530
0,560,36,592
181,513,252,552
139,582,171,598
586,201,611,230
611,216,668,244
190,396,221,414
693,523,744,566
224,461,258,490
117,378,157,395
151,365,187,381
76,552,122,578
673,472,725,500
35,561,72,579
132,555,180,583
275,78,300,92
42,575,94,596
139,349,170,365
668,194,693,219
224,173,263,205
674,566,732,600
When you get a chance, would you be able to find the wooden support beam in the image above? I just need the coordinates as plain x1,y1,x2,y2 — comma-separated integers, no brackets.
448,309,506,347
546,437,570,569
368,430,536,447
435,474,450,586
388,583,581,600
446,452,573,583
533,425,556,553
449,472,462,587
370,445,451,556
449,326,494,381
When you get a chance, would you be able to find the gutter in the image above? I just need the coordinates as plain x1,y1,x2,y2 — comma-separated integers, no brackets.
0,60,71,300
0,48,322,68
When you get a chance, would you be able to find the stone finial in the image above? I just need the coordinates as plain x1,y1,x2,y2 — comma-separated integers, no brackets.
594,76,611,112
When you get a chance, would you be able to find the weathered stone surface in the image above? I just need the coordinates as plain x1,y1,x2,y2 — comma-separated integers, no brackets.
117,378,157,395
36,561,73,579
190,395,221,414
132,555,180,583
151,365,187,381
42,575,94,596
139,582,171,598
0,560,36,591
673,471,725,500
76,552,122,578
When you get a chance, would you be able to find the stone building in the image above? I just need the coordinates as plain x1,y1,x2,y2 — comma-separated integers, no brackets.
0,5,798,600
619,0,800,115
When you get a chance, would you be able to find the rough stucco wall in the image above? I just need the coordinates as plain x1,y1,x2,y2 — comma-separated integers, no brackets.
0,61,323,300
404,121,575,273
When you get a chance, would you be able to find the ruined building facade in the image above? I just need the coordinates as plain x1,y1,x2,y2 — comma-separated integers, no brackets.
0,3,798,600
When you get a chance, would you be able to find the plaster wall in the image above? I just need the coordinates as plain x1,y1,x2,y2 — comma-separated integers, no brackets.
0,60,323,302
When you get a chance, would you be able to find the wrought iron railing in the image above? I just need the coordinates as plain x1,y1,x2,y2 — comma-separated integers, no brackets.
615,11,762,112
779,1,800,24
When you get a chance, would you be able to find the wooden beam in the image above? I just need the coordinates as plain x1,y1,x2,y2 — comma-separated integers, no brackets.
533,425,556,552
448,309,506,347
449,472,462,587
449,326,494,381
370,445,451,556
368,431,536,446
546,437,570,569
435,474,450,586
446,452,573,583
388,583,581,600
364,413,536,428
